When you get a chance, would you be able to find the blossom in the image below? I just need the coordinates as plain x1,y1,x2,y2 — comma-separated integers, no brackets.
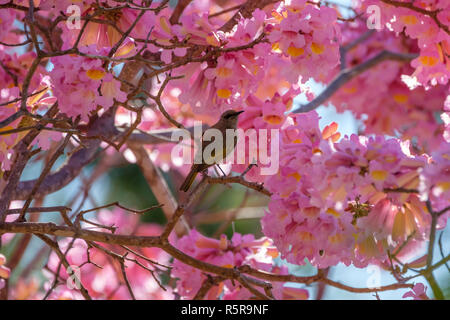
171,229,309,300
402,283,429,300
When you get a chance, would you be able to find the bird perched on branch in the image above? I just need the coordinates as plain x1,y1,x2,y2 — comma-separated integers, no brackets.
179,109,244,192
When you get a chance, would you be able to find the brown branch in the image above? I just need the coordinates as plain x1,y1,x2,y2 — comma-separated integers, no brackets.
320,277,412,293
12,142,99,200
119,253,136,300
146,74,187,130
236,276,271,300
383,187,419,194
0,109,26,130
6,199,43,271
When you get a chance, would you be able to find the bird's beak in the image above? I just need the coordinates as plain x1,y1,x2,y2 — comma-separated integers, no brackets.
235,110,244,116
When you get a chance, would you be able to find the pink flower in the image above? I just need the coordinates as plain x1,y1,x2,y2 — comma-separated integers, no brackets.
358,0,450,87
403,283,429,300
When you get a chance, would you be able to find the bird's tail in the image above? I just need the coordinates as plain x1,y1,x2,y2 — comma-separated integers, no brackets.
179,169,198,192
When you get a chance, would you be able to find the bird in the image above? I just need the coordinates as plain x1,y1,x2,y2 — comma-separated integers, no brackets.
179,109,244,192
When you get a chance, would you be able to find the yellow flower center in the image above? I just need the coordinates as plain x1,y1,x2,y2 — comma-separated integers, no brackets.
86,69,106,80
263,114,283,125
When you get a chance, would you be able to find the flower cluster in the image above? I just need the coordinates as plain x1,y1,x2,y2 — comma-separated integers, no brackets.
0,254,10,290
49,0,157,49
0,8,16,42
262,111,436,268
172,229,309,300
402,283,429,300
160,1,340,115
50,46,127,121
170,9,274,115
0,48,59,171
419,142,450,222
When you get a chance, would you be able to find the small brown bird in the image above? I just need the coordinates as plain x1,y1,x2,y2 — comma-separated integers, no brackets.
179,109,244,192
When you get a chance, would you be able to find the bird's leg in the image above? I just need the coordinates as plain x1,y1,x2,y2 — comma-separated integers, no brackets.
215,164,226,177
